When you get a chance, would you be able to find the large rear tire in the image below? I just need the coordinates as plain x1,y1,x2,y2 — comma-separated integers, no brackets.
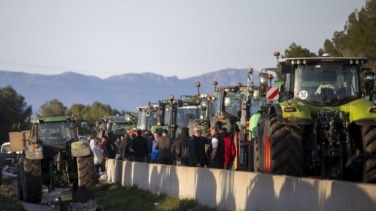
77,156,96,190
260,115,303,176
362,125,376,183
22,157,42,203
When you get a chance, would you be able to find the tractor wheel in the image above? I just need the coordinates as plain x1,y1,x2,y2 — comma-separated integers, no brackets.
77,156,96,190
362,125,376,183
22,157,42,203
16,157,24,200
261,115,303,176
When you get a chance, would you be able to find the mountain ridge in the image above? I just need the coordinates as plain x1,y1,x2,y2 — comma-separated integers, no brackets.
0,69,259,115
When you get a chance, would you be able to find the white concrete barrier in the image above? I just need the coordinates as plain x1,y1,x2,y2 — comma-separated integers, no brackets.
105,159,376,211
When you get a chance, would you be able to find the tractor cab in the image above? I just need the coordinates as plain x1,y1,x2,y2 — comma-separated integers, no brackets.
278,55,368,106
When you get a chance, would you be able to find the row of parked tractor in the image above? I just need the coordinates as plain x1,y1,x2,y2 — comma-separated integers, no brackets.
110,51,376,185
4,51,376,204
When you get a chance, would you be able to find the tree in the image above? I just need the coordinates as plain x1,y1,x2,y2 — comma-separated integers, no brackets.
283,43,317,58
37,99,67,117
0,86,32,142
66,101,121,136
321,0,376,70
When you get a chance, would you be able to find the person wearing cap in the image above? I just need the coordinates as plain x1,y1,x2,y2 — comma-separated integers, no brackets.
188,127,208,167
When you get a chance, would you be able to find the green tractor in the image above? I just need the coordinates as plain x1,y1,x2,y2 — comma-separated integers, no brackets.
254,52,376,183
136,102,158,132
152,95,200,140
94,113,137,140
208,75,254,170
187,81,218,138
17,116,96,203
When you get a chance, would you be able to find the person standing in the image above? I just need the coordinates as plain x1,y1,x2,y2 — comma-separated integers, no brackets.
132,130,148,162
149,131,160,163
143,130,153,163
91,138,103,182
114,135,122,160
103,136,117,159
208,126,224,169
221,127,236,169
174,127,190,166
119,133,130,160
188,127,208,167
155,129,172,165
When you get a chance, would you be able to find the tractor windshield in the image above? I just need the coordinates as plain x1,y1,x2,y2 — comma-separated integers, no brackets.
224,92,241,117
137,110,147,130
38,122,75,144
214,90,241,117
176,106,200,127
294,64,361,106
137,109,157,130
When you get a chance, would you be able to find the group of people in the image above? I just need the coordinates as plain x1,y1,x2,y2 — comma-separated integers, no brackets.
88,121,237,180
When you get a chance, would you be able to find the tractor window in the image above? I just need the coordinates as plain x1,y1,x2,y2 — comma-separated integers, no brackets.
137,110,147,130
176,106,200,127
208,100,216,118
294,64,361,105
38,122,75,144
224,91,241,117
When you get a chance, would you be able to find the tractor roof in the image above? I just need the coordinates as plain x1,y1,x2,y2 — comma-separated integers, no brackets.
31,116,76,123
279,56,368,66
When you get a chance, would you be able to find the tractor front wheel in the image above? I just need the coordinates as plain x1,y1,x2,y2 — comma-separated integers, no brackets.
77,156,96,190
260,115,303,176
22,157,42,203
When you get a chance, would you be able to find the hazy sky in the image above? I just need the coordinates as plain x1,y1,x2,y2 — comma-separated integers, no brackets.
0,0,366,79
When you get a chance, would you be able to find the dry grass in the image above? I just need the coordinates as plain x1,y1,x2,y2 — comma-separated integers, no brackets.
95,182,219,211
0,176,26,211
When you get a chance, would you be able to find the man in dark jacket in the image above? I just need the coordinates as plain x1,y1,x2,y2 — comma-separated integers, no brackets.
188,127,208,167
155,129,172,165
175,127,190,166
132,130,148,162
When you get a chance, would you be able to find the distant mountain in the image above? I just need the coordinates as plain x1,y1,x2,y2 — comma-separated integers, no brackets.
0,69,261,116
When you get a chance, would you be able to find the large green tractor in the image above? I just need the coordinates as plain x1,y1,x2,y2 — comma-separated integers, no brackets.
17,116,96,203
255,52,376,183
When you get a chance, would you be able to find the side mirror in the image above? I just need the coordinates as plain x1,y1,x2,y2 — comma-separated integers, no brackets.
200,99,208,111
253,90,261,101
259,73,268,87
81,121,87,128
224,96,231,107
365,72,375,92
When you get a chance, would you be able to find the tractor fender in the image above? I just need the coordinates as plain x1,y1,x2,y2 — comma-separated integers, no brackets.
270,103,313,125
71,140,91,157
355,119,376,125
249,112,263,139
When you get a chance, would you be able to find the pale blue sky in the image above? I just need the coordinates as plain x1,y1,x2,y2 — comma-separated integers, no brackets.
0,0,366,79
